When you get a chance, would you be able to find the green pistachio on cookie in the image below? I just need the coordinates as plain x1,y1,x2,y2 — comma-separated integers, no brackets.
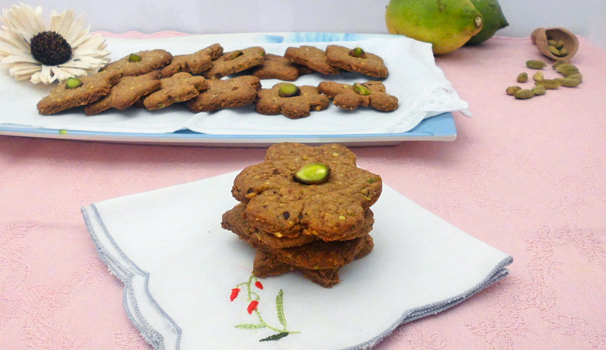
353,83,371,96
278,83,301,97
224,50,243,61
128,53,142,62
65,77,83,89
294,163,331,185
349,47,367,59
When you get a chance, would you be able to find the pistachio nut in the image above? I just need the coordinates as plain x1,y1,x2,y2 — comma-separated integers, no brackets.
533,71,544,81
514,89,535,100
349,47,367,58
558,48,569,56
552,59,569,68
555,40,565,49
353,83,371,96
278,83,301,97
556,77,582,87
531,85,546,96
506,86,522,95
517,72,529,83
566,73,583,82
535,79,562,89
555,64,580,77
526,60,547,70
294,163,331,185
128,53,142,62
65,77,83,89
548,46,561,56
548,39,558,46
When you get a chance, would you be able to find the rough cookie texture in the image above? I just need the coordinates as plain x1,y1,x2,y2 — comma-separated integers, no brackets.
143,72,207,110
284,46,340,75
160,44,223,78
252,251,341,288
84,71,161,115
185,75,261,112
203,47,266,79
37,70,122,115
326,45,389,78
256,83,329,119
221,205,373,270
250,54,312,81
317,81,399,112
100,49,172,77
231,143,382,241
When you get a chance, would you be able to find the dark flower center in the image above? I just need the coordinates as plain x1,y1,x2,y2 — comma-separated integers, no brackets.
30,31,72,66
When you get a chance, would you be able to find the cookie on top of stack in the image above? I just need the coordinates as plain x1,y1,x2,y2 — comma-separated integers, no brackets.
221,142,382,288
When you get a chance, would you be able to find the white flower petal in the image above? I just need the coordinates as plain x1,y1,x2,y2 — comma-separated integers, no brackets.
2,53,38,64
0,29,31,53
30,71,42,84
9,62,40,75
64,15,88,44
50,9,75,39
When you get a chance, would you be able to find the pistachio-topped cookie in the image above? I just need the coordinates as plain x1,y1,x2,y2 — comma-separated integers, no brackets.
231,143,382,241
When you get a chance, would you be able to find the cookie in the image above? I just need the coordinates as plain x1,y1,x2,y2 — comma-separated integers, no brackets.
143,72,207,110
317,81,399,112
84,71,161,115
224,203,372,248
250,54,312,81
325,45,388,78
256,83,329,119
284,46,340,75
221,205,373,270
252,250,340,288
231,143,383,241
100,49,172,77
203,47,266,79
185,75,261,112
37,70,122,115
160,44,223,78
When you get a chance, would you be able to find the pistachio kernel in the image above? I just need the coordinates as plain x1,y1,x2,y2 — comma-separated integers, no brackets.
552,59,569,68
555,40,565,49
549,46,560,56
558,48,569,57
535,79,562,89
65,77,83,89
533,71,544,81
349,47,367,58
353,83,371,96
506,86,522,95
278,83,301,97
531,85,546,96
517,72,528,83
128,53,142,62
548,39,558,46
294,163,331,185
556,77,582,87
224,50,243,61
526,60,547,70
514,89,535,100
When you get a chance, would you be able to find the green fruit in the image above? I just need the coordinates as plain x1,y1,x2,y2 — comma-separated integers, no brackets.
466,0,508,45
386,0,484,54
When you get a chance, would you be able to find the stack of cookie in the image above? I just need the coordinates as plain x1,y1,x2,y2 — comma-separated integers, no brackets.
221,142,382,288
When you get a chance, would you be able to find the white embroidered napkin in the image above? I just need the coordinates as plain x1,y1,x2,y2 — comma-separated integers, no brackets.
82,171,512,350
1,35,469,135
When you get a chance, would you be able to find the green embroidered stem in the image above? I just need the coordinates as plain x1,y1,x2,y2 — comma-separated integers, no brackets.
231,275,299,342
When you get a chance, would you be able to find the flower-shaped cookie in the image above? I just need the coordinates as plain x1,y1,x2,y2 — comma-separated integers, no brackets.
318,81,399,112
231,143,382,241
256,83,329,119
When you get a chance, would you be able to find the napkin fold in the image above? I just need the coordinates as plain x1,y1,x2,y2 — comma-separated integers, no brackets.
82,171,512,350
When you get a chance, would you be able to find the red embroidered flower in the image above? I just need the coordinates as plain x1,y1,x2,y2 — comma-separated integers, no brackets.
230,288,240,301
247,300,259,314
255,281,264,290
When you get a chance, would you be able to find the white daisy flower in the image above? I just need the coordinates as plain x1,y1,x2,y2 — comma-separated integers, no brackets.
0,3,111,84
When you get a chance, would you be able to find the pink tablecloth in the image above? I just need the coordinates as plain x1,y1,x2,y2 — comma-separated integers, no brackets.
1,35,605,349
